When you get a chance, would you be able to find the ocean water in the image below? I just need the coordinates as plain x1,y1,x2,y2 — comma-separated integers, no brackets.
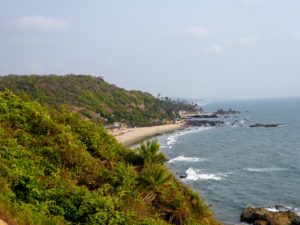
156,98,300,224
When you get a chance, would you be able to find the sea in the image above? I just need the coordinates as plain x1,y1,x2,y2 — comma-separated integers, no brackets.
156,98,300,224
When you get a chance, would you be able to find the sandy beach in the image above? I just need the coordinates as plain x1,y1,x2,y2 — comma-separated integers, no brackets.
110,122,185,147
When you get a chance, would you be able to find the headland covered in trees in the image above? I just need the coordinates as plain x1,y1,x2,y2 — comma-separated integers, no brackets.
0,75,220,225
0,75,200,127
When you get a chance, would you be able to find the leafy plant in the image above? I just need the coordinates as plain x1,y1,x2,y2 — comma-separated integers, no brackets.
137,140,168,165
0,90,219,225
137,165,173,203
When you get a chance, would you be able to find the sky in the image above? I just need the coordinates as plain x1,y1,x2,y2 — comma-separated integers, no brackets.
1,0,300,99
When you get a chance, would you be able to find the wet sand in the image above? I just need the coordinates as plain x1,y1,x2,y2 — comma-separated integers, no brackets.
110,122,185,147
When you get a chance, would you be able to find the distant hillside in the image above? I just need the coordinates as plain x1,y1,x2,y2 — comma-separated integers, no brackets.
0,90,219,225
0,75,199,126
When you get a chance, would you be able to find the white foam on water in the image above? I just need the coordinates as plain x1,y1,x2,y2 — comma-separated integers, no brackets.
159,145,168,149
199,102,210,106
229,119,248,128
265,205,299,214
239,119,247,126
184,168,230,181
265,207,280,212
166,127,212,148
167,137,176,146
245,167,286,172
240,120,244,123
168,156,205,164
197,100,211,106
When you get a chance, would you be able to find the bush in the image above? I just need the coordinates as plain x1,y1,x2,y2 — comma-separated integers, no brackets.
0,90,219,225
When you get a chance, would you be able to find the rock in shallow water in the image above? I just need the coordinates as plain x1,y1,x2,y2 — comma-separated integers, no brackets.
249,123,282,128
241,207,300,225
179,173,187,179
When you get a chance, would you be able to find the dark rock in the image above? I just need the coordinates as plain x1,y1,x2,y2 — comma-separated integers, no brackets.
216,108,240,115
188,114,218,119
292,217,300,225
179,173,187,179
241,207,300,225
249,123,282,128
176,172,188,179
185,120,224,127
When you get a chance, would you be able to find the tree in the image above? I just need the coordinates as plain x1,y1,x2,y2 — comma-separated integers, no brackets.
137,140,167,165
137,164,172,203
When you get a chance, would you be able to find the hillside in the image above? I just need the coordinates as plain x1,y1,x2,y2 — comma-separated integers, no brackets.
0,75,199,126
0,90,219,225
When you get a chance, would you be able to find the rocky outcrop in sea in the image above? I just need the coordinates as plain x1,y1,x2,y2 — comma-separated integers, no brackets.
241,207,300,225
216,108,240,115
185,120,224,127
249,123,282,128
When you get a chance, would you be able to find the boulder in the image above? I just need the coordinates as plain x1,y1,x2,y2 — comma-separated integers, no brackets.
179,173,187,179
241,207,300,225
176,172,187,179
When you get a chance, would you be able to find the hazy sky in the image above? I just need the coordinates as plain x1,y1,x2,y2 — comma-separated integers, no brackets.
1,0,300,99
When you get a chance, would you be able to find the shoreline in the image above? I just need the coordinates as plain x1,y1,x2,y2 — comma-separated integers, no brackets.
110,122,185,147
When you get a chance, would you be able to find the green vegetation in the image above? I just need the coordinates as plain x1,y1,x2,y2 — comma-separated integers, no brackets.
0,75,199,126
0,90,219,225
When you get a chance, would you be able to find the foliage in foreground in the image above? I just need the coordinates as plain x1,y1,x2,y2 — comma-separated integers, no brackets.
0,90,219,225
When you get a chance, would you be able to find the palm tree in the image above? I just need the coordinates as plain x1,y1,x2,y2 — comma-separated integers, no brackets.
137,164,172,203
138,140,167,165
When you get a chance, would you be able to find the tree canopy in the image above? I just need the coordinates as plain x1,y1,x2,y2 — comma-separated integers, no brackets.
0,90,219,225
0,75,200,126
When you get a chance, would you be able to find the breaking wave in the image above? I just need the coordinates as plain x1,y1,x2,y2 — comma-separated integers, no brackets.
265,205,300,215
244,167,286,172
184,168,231,181
168,156,205,164
166,127,212,148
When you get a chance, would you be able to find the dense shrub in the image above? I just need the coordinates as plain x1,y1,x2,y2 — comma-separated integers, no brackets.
0,90,219,225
